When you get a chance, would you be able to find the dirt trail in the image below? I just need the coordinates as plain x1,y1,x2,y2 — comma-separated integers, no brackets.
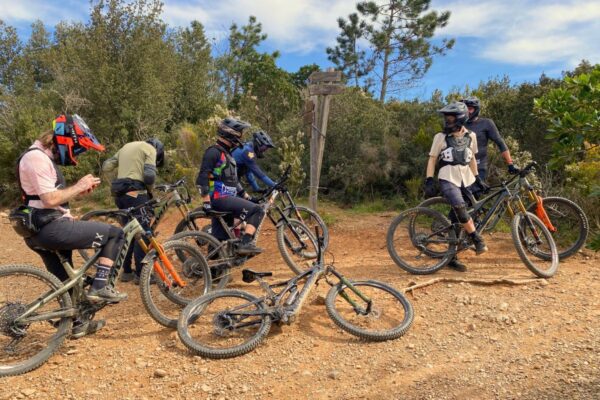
0,208,598,400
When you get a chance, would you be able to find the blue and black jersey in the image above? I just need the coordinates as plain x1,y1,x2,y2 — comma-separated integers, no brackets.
232,142,275,192
464,117,508,173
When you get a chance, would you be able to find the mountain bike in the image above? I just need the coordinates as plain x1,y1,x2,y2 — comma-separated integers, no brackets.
176,228,414,359
0,204,210,377
77,178,193,260
386,163,559,278
172,167,322,277
416,163,588,260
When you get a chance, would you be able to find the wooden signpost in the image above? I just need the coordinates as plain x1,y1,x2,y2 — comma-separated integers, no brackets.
305,69,344,211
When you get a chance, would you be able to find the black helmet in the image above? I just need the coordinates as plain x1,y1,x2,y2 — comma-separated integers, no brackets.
252,130,275,158
438,102,469,134
460,96,480,120
217,117,250,148
146,138,165,167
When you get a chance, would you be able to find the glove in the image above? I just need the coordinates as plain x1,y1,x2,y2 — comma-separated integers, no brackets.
247,196,261,204
423,177,438,198
507,164,520,175
474,175,490,193
202,201,212,213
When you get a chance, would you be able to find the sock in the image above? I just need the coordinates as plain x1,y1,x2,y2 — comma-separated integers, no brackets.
91,264,111,291
241,234,253,245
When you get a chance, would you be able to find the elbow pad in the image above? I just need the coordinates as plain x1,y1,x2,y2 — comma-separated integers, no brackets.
143,164,157,186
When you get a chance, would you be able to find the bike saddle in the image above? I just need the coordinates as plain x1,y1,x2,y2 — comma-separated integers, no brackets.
242,269,273,283
204,209,231,217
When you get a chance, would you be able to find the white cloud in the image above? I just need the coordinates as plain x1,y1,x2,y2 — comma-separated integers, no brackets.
0,0,88,26
434,0,600,65
162,0,356,54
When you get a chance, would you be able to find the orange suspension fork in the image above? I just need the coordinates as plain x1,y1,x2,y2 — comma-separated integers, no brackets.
140,238,187,288
533,194,557,232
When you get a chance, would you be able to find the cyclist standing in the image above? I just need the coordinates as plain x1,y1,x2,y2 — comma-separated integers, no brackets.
196,118,264,255
424,102,488,272
17,114,127,337
232,131,277,193
102,138,164,284
461,96,519,181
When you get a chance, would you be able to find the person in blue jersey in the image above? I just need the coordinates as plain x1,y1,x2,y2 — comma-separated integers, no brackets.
232,130,277,193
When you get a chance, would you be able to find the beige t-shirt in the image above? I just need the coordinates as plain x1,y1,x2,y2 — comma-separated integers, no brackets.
102,141,156,182
429,129,478,187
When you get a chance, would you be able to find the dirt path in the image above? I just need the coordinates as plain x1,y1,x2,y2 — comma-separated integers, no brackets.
0,208,598,400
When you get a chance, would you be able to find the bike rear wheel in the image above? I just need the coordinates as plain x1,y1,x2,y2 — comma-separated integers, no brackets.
0,265,72,377
139,240,211,328
511,212,559,278
326,280,413,341
276,219,319,274
169,231,232,289
284,206,329,250
526,197,588,260
387,207,457,275
177,289,271,359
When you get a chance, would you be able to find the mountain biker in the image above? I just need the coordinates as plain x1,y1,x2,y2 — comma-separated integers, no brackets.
424,102,489,272
232,130,276,193
102,138,165,284
461,96,519,181
17,114,127,337
196,117,264,255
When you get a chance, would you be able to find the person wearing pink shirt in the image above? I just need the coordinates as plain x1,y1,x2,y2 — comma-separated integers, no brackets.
17,114,127,338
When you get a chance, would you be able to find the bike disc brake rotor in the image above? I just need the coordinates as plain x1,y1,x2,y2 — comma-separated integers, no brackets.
212,311,235,337
182,258,204,278
0,302,29,338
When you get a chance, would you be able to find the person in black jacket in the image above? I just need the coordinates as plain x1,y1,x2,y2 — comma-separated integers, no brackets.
196,118,264,255
462,96,519,181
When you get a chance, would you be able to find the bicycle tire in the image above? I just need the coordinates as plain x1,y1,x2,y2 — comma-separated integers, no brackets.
386,207,456,275
0,265,72,377
526,197,589,260
169,231,232,289
139,240,211,328
173,209,211,235
177,289,271,359
276,219,319,274
77,210,126,261
283,205,329,250
511,212,559,278
325,280,413,341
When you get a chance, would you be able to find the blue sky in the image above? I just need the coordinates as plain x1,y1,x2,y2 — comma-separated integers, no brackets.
2,0,600,99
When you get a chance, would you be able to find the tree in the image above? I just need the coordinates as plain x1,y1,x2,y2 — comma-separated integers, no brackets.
326,13,372,88
340,0,454,101
0,20,22,93
217,16,269,104
289,63,320,88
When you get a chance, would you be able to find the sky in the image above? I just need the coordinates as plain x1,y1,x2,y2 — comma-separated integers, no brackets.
1,0,599,100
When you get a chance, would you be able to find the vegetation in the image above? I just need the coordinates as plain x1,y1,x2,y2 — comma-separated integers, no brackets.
0,0,597,248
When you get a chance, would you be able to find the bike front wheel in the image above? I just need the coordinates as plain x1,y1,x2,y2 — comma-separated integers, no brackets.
0,265,73,377
511,212,559,278
526,197,589,260
284,205,329,250
387,207,457,275
139,240,212,328
276,219,319,274
326,280,413,341
177,289,271,359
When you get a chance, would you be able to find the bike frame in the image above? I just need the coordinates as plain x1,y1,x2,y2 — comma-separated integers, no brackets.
15,212,187,326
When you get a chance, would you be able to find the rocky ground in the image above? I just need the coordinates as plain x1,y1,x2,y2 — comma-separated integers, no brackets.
0,207,598,400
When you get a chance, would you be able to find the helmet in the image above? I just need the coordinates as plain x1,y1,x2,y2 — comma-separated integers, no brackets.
252,130,275,158
217,117,251,147
460,96,480,120
145,138,164,168
52,114,105,166
438,102,469,134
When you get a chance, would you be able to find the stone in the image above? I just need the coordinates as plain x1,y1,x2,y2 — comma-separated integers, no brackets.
327,370,340,380
154,369,167,378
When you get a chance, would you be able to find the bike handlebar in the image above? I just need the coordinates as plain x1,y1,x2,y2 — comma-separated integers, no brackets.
257,165,292,201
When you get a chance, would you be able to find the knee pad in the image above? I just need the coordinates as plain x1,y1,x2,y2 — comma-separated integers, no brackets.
452,204,470,224
246,205,265,227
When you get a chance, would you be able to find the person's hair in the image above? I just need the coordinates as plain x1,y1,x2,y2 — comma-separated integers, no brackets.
37,130,54,149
